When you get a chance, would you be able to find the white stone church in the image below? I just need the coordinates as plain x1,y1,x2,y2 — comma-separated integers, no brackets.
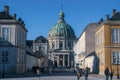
48,11,76,68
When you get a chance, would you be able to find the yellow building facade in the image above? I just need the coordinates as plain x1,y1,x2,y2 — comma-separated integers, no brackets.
95,10,120,75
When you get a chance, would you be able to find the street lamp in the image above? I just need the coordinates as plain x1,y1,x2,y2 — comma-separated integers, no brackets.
49,49,53,70
117,57,119,79
2,52,6,78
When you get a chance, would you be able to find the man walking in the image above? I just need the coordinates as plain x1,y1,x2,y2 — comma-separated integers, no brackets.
84,67,88,80
77,72,81,80
77,69,83,80
104,67,109,80
109,70,113,80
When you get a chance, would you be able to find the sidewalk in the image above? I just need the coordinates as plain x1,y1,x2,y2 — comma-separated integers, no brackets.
88,74,119,80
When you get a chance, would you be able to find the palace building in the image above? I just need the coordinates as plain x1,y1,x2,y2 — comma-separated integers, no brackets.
0,6,27,74
95,9,120,75
48,11,76,68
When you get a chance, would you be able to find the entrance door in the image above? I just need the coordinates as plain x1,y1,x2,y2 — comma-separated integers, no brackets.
54,60,57,67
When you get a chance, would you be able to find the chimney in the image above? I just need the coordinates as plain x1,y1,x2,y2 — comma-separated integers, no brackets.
112,9,116,16
13,13,16,20
106,15,109,20
100,18,103,23
4,6,9,14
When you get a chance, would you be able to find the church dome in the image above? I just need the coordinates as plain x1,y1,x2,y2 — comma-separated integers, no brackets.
48,11,76,38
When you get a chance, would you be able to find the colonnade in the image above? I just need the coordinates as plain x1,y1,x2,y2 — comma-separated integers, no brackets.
53,54,69,67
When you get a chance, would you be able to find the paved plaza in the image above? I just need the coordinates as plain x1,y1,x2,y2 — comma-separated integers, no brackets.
0,69,119,80
0,75,119,80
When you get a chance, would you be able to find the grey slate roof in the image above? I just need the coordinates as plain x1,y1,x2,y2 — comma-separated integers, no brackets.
0,11,13,19
110,12,120,20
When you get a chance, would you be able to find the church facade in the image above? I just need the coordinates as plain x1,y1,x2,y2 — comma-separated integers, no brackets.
48,11,76,68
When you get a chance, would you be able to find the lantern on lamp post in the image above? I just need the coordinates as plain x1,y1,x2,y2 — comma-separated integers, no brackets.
117,56,119,79
2,51,7,78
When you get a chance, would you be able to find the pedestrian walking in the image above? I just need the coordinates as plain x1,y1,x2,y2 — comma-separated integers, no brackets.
77,72,81,80
76,67,79,74
84,67,89,80
49,68,53,75
104,67,109,80
77,69,82,80
109,70,113,80
36,68,40,75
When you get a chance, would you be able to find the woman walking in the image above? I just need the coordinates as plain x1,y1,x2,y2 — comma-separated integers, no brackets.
84,67,88,80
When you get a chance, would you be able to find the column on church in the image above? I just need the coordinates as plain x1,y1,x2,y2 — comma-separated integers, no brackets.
68,54,69,66
57,54,59,67
53,54,55,65
63,54,65,67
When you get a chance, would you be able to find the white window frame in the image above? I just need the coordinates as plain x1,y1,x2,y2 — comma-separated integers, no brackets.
112,52,120,64
2,28,10,42
111,28,120,43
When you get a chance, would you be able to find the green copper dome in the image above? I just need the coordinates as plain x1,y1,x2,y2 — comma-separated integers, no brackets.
48,11,75,38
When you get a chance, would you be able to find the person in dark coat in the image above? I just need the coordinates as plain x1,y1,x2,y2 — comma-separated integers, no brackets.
104,67,109,80
77,72,81,80
84,67,89,80
77,69,83,80
109,70,113,80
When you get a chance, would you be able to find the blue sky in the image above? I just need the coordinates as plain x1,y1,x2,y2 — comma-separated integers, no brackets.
0,0,120,40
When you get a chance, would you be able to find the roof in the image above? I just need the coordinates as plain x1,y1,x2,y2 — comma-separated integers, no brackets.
95,10,120,32
110,12,120,20
85,52,96,58
35,36,47,43
48,11,76,38
76,23,98,44
0,6,28,32
50,49,72,53
0,11,13,19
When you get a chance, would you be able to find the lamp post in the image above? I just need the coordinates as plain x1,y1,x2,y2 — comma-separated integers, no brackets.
2,52,6,78
117,57,119,79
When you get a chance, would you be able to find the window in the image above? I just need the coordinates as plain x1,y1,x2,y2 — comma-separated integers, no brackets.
59,41,63,49
95,34,98,47
0,51,9,63
102,31,104,43
2,28,9,41
112,52,120,64
64,41,66,49
20,30,22,44
112,29,120,43
52,42,55,49
68,41,72,49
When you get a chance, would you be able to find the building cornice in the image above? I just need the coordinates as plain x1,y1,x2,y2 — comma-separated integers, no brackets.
95,20,120,32
105,46,120,48
0,19,28,32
